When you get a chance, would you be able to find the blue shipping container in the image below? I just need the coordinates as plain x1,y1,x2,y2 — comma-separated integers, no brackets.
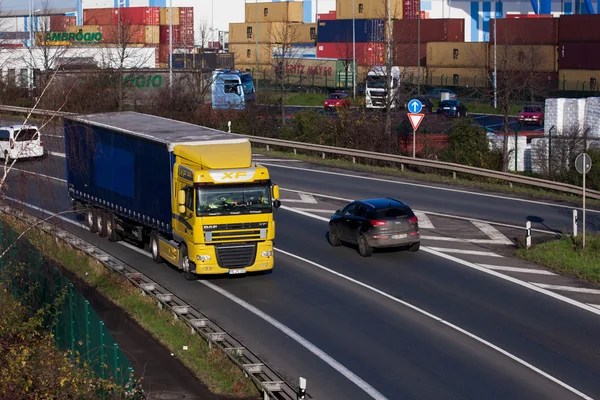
317,19,385,43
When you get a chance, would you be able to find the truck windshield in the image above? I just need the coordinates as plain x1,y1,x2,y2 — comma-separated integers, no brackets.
197,184,271,216
366,75,386,88
241,75,254,94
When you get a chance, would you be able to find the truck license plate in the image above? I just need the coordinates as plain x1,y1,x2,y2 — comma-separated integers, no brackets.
228,269,246,275
392,234,407,239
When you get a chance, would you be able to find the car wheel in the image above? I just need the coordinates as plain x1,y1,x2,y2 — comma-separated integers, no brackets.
408,241,420,252
179,245,196,281
328,224,342,247
358,234,373,257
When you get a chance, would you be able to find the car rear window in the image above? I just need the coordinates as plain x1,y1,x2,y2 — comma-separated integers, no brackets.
523,106,540,112
374,207,413,219
15,129,39,142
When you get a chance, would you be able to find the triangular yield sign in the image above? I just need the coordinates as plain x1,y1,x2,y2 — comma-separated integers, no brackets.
408,113,424,131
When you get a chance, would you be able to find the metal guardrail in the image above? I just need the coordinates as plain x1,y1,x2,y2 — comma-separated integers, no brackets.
0,205,307,400
1,104,598,200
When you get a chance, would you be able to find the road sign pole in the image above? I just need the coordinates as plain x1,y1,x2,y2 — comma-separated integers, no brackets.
574,152,592,249
412,128,416,158
583,169,586,249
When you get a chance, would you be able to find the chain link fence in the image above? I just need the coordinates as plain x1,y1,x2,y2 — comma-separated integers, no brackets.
0,220,137,395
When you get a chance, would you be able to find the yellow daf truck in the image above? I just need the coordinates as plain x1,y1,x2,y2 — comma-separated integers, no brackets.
64,111,280,280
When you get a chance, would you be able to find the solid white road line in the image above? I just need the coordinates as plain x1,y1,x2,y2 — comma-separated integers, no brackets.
420,236,512,245
531,284,600,295
276,248,593,400
198,280,389,400
471,220,513,245
281,206,600,319
266,163,600,215
279,187,562,235
478,264,557,276
287,207,336,214
11,167,67,183
414,211,435,229
253,158,301,162
48,151,65,157
4,197,596,399
589,304,600,311
426,247,504,257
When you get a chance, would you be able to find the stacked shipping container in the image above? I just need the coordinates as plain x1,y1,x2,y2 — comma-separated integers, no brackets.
316,19,385,65
558,15,600,91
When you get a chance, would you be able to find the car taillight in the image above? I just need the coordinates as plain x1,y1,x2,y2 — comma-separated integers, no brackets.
39,136,43,146
409,216,418,224
370,220,387,227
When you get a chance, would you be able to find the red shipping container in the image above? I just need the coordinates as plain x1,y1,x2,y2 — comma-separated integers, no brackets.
403,0,420,20
179,7,194,26
318,11,336,21
317,42,385,66
490,18,558,45
83,8,114,25
506,14,553,18
118,7,160,26
559,15,600,42
50,16,76,31
394,43,427,66
559,42,600,69
393,19,464,43
160,25,181,44
180,27,195,46
159,44,170,64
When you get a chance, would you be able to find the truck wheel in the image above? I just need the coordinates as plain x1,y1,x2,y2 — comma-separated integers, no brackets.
87,209,98,233
105,212,120,242
150,233,163,264
96,210,107,238
179,245,196,281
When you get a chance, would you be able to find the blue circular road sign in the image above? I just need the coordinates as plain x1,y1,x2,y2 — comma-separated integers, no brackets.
408,99,423,114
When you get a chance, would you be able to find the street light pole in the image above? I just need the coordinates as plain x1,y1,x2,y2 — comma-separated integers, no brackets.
352,0,356,99
417,6,420,95
169,0,173,95
255,0,259,89
493,13,497,108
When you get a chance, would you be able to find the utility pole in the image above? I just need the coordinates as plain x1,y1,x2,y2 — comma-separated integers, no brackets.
352,0,356,99
169,0,173,95
417,6,421,95
493,13,497,108
255,0,259,89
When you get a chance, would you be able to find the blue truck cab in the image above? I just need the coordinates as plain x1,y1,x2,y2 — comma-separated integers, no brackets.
211,69,255,110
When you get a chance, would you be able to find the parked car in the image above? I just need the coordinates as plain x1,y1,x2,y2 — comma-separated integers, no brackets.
406,95,434,113
437,100,468,117
328,198,420,257
518,105,544,126
0,124,44,161
424,88,457,101
324,92,351,110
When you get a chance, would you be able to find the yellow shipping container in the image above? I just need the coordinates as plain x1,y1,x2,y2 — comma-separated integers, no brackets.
336,0,403,20
67,25,101,33
558,69,600,91
491,45,557,72
428,67,489,87
427,42,489,69
145,25,160,44
160,7,180,26
290,23,317,44
229,22,287,44
245,1,303,23
397,66,427,84
229,43,274,65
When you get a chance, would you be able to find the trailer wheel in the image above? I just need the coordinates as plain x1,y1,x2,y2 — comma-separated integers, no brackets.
179,245,196,281
87,209,98,233
105,212,120,242
96,210,107,238
150,233,163,264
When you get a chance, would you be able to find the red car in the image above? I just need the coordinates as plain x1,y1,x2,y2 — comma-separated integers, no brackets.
518,105,544,126
324,92,351,110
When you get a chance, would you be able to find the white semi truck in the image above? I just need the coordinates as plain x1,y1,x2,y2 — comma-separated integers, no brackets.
365,66,401,110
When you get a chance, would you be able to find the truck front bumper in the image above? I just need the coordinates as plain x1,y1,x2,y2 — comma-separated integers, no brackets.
190,241,274,275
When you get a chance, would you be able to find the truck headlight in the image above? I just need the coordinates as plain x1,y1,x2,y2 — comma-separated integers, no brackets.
197,255,211,261
261,251,273,257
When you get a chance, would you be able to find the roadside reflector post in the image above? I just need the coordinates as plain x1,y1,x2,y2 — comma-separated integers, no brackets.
573,209,578,237
298,377,307,399
228,121,231,132
526,221,531,249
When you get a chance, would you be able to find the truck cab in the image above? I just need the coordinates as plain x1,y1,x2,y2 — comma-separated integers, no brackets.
365,66,401,110
211,69,255,110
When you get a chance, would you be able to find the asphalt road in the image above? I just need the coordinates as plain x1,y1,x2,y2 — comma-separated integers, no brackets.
4,134,600,399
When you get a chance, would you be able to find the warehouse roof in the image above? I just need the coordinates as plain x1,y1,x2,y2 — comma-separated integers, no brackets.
66,111,247,151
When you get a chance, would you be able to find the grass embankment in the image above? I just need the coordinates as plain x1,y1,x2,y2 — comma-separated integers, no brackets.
0,214,259,399
255,148,600,209
516,234,600,283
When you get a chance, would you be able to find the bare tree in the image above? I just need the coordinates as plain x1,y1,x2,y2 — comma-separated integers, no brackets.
267,22,304,125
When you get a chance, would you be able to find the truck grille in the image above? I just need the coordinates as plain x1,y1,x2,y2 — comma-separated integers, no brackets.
204,222,267,243
215,244,257,269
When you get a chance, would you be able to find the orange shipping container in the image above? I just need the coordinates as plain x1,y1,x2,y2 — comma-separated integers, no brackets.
336,0,403,20
83,8,114,25
229,22,285,44
426,42,489,68
160,7,180,26
245,1,303,23
290,23,317,43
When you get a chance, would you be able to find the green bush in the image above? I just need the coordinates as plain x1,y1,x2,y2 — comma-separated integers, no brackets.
441,118,502,170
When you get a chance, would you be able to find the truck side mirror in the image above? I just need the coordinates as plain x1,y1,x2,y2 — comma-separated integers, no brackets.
272,184,280,200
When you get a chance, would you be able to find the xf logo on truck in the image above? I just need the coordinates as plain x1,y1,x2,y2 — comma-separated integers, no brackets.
178,166,194,181
209,168,255,182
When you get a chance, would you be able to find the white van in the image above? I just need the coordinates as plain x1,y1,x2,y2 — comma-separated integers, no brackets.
0,125,45,161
